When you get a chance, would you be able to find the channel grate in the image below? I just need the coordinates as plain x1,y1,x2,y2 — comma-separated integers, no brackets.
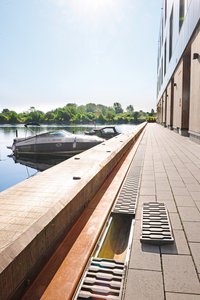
112,146,146,215
140,202,174,245
76,258,125,299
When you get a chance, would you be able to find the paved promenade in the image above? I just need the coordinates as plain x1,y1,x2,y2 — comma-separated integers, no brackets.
125,124,200,299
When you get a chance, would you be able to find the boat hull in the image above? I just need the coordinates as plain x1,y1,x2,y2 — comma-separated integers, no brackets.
13,141,102,157
12,131,104,158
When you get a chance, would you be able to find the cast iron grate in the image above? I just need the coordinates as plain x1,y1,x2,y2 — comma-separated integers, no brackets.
140,202,174,245
112,145,145,215
76,258,125,299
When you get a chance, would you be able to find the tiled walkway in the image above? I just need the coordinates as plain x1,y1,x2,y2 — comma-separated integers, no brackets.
125,124,200,300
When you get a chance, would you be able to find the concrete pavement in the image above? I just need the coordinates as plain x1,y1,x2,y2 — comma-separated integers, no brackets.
125,124,200,300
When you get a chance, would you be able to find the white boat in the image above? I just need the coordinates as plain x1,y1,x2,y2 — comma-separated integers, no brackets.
10,129,104,158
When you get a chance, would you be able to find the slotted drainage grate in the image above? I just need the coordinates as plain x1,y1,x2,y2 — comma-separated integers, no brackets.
76,258,125,300
140,202,174,245
112,145,146,215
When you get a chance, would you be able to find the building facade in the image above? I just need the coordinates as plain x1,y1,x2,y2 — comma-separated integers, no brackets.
157,0,200,143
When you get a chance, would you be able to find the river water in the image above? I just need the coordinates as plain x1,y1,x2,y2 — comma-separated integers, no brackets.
0,124,136,192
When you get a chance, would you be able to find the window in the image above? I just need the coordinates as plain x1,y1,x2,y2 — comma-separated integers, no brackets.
164,40,167,75
48,130,71,137
169,7,173,61
164,0,167,23
179,0,185,31
102,128,115,134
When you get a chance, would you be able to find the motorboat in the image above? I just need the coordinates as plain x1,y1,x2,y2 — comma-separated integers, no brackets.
10,129,104,158
84,126,120,139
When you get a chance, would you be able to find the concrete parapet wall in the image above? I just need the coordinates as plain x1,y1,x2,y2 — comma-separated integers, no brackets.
0,123,146,300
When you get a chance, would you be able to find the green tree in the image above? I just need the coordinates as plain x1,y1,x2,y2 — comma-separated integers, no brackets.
9,111,19,123
29,106,36,112
126,105,134,113
2,108,10,114
85,103,97,113
105,110,115,123
44,111,54,123
96,104,108,115
97,113,106,124
25,109,45,123
0,113,9,123
149,108,155,116
113,102,123,114
133,111,139,121
0,109,19,123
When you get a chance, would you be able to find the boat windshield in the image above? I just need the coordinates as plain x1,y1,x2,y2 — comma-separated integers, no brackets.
45,130,72,137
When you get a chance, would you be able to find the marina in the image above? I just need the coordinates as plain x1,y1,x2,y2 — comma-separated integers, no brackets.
1,0,200,298
0,123,200,299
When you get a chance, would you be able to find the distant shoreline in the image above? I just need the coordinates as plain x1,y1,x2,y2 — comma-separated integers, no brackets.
0,104,156,125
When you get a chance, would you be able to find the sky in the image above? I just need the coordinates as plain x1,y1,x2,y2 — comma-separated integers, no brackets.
0,0,162,113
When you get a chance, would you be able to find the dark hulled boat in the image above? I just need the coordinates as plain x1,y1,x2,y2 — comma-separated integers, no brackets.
11,130,104,158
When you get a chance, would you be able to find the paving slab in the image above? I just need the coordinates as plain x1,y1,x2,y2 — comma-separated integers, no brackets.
160,200,178,213
128,239,161,271
168,212,182,230
171,187,190,196
174,195,196,207
139,187,156,196
124,269,164,300
189,242,200,273
170,180,186,188
166,292,200,300
183,222,200,242
196,201,200,210
161,230,190,255
137,195,156,206
162,255,200,294
132,219,141,240
185,184,200,192
156,191,174,201
189,191,200,201
178,207,200,222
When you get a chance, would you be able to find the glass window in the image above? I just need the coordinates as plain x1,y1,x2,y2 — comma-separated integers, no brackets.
164,40,167,75
164,0,167,23
47,130,71,137
179,0,185,31
169,7,173,61
102,128,115,134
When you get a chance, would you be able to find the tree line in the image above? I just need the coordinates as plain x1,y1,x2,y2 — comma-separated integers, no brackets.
0,102,156,125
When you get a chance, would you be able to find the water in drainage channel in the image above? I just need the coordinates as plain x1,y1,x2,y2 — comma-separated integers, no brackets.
73,213,135,300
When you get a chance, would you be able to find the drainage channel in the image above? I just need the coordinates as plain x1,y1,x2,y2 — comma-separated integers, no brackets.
73,142,146,300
